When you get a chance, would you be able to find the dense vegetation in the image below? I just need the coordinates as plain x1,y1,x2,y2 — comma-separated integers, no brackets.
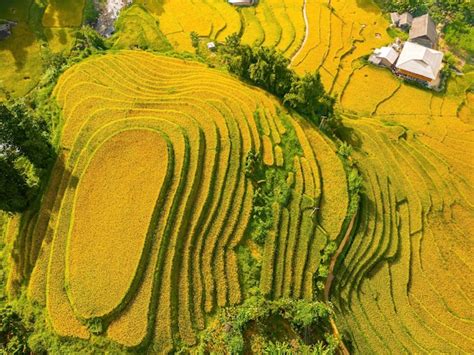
375,0,473,56
0,101,55,212
222,34,337,132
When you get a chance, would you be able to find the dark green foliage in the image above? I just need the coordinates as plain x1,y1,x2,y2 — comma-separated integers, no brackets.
245,150,291,245
263,339,337,354
0,158,33,213
444,21,474,57
0,101,56,212
190,31,199,49
347,168,363,216
73,26,108,55
0,102,54,170
0,305,30,354
337,142,362,217
83,0,100,26
222,34,338,131
284,72,335,121
291,299,331,328
236,246,261,296
200,295,337,354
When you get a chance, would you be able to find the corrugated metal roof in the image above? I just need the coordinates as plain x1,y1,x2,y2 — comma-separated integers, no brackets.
409,14,437,45
399,12,413,26
228,0,254,5
396,42,443,80
374,46,399,65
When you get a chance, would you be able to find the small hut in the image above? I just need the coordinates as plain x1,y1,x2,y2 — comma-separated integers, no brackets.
390,12,413,30
369,46,400,68
207,41,216,52
228,0,255,6
0,23,13,41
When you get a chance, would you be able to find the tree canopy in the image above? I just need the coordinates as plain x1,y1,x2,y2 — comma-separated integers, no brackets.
0,101,55,213
222,34,338,131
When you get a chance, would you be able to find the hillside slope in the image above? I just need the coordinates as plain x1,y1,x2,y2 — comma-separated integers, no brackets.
18,51,349,351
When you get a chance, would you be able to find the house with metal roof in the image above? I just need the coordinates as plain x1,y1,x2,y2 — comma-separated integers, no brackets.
228,0,255,6
0,23,12,41
369,46,400,68
409,14,438,48
395,41,444,86
391,12,413,30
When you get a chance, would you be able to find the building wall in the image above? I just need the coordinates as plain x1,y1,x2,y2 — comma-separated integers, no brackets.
398,69,432,82
411,37,435,49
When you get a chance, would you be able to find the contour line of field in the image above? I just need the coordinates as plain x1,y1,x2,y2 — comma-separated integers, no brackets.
290,0,309,64
325,210,358,355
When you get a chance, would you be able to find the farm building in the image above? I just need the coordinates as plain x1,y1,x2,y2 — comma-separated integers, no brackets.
207,41,216,51
395,41,444,86
0,23,13,40
228,0,255,6
409,14,438,48
369,46,399,68
391,12,413,30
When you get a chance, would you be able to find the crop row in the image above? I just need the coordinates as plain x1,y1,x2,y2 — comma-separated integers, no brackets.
333,118,474,352
25,51,352,350
34,52,275,349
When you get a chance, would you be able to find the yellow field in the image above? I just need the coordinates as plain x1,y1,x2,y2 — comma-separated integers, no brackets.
17,51,349,350
42,0,85,28
0,0,82,99
4,0,471,351
152,0,304,54
333,116,474,353
66,129,171,319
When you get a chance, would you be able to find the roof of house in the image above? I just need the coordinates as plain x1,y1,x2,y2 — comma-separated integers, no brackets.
374,46,399,65
399,12,413,26
0,24,11,40
409,14,437,44
396,41,443,80
228,0,254,5
390,12,400,25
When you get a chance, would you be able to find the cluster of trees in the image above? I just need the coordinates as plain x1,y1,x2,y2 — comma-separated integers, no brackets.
376,0,473,56
0,305,30,354
0,101,55,213
222,34,339,132
200,295,338,354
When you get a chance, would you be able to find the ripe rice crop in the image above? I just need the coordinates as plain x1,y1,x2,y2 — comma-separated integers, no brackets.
66,130,172,320
23,51,346,350
333,118,474,353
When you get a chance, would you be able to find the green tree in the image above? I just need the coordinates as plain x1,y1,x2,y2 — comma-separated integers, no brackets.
0,102,54,170
0,305,30,354
190,31,200,49
0,158,32,212
222,35,338,133
0,101,55,212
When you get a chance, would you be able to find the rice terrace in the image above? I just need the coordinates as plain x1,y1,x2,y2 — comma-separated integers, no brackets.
0,0,472,353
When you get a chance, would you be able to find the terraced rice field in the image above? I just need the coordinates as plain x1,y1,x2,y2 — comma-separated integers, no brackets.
26,51,349,349
332,116,474,353
152,0,305,55
4,0,473,352
282,1,474,351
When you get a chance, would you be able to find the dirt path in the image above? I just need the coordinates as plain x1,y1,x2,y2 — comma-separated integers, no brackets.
290,0,309,64
325,211,357,355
